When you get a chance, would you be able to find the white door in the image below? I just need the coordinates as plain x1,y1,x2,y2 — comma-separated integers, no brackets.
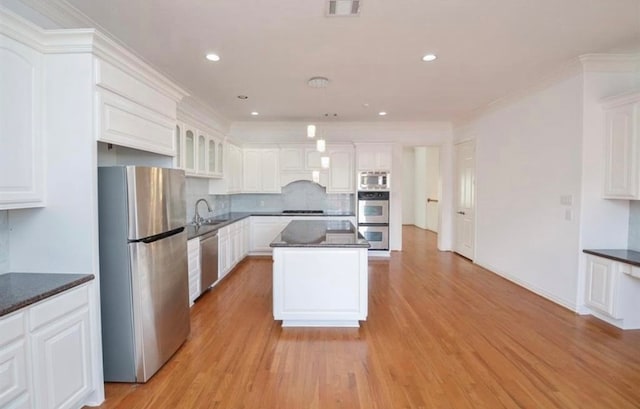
454,141,475,259
425,147,440,232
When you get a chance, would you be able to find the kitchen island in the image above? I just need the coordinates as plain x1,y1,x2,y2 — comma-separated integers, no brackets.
270,220,370,327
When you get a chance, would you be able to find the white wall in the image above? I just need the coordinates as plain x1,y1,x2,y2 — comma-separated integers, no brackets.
455,73,584,310
402,148,415,225
414,147,428,229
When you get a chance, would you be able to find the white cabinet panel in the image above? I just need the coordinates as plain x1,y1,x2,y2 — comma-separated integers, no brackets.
243,149,280,193
0,313,29,409
327,148,354,193
96,89,175,156
0,34,44,210
187,238,201,306
249,217,293,254
585,255,621,318
356,144,392,171
602,92,640,199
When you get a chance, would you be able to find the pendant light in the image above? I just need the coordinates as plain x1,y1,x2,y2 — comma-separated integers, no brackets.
312,170,320,183
321,156,330,169
307,124,316,138
316,139,326,152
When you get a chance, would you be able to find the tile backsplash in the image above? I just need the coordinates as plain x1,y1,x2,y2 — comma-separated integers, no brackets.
185,178,230,223
230,180,354,213
629,201,640,251
0,210,8,274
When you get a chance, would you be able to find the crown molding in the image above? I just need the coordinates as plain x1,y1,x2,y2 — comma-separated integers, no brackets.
454,57,584,128
579,53,640,73
178,97,231,136
1,5,189,102
16,0,101,29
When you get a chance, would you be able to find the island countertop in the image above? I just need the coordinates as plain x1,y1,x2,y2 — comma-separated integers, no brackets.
270,220,370,248
0,273,95,317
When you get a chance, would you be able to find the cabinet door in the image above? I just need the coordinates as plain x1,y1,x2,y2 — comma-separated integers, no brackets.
328,149,354,193
217,141,224,176
250,217,292,253
260,150,280,192
207,138,216,176
585,255,621,318
603,103,638,199
187,238,201,305
280,148,305,171
243,150,262,192
0,313,30,408
197,134,207,173
184,129,197,173
0,34,44,210
31,308,92,409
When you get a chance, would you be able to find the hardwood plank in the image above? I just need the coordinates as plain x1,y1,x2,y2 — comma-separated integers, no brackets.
91,226,640,409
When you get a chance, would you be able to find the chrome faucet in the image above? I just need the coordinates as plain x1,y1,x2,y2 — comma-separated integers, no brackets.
193,198,212,225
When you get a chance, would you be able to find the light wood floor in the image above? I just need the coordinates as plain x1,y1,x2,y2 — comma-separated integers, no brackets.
94,226,640,409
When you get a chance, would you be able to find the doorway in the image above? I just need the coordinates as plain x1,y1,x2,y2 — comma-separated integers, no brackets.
454,140,475,260
402,146,441,233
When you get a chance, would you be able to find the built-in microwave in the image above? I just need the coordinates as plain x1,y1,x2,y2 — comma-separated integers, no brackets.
358,171,390,191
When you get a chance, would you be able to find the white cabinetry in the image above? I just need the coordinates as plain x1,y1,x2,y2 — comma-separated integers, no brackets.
187,238,201,306
217,219,249,279
243,149,280,193
602,92,640,199
327,146,355,193
0,33,45,210
0,284,93,409
356,143,393,171
0,312,29,408
209,142,242,194
94,59,184,156
176,121,224,179
250,216,294,254
585,255,621,318
584,254,640,329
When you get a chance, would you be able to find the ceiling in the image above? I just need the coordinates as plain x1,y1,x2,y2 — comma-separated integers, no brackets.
63,0,640,123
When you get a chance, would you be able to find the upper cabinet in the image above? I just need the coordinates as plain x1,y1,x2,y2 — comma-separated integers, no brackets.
209,142,242,194
243,149,280,193
174,121,224,178
94,59,185,156
602,91,640,199
0,34,45,210
356,143,393,171
327,146,354,193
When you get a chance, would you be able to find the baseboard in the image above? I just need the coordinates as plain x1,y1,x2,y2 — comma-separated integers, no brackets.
474,260,579,312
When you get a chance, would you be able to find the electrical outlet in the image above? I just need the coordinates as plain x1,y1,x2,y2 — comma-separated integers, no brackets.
260,200,265,207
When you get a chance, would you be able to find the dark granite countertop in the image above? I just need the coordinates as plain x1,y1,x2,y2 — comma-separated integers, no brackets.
186,211,356,240
583,249,640,267
270,220,370,248
0,273,95,317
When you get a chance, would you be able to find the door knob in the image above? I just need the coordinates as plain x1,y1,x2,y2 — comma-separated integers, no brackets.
457,211,466,215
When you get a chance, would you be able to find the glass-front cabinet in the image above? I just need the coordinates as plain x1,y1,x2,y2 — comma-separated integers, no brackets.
174,121,225,178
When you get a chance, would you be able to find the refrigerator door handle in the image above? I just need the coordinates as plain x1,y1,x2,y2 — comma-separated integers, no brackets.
132,227,185,244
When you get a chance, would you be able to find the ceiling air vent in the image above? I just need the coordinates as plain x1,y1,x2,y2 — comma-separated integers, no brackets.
327,0,361,16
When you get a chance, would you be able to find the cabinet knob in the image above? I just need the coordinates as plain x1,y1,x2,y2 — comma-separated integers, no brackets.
457,211,466,215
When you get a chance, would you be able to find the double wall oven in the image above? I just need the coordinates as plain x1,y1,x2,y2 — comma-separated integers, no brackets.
357,190,390,250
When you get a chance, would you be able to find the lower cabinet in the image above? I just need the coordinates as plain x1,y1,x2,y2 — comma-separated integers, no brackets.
218,219,249,279
187,238,201,306
584,254,640,329
249,217,293,254
585,255,620,318
0,284,93,409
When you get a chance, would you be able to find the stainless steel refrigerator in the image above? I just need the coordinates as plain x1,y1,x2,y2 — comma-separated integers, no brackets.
98,166,190,382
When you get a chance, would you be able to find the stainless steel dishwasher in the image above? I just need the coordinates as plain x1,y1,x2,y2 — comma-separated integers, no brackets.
200,230,219,293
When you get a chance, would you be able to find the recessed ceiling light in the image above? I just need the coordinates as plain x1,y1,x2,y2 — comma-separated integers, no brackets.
422,54,437,62
250,111,259,116
206,53,220,62
378,111,387,116
237,95,248,100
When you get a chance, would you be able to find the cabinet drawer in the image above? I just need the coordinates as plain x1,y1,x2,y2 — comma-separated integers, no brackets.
0,313,24,347
29,285,89,332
